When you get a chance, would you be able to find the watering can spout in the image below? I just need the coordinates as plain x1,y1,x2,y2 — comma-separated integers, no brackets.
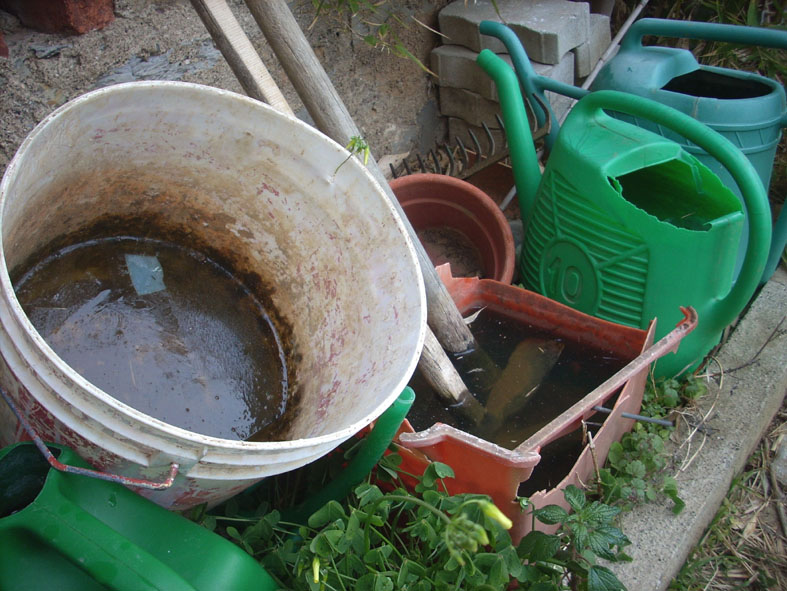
476,49,542,218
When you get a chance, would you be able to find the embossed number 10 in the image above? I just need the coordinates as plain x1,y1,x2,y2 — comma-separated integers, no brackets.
545,256,584,304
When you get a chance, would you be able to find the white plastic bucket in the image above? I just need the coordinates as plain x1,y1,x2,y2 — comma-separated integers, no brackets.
0,82,426,509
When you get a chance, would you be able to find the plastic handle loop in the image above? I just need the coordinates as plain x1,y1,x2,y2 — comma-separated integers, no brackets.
479,20,588,150
622,18,787,52
0,385,179,490
21,499,199,591
573,90,771,324
477,49,543,218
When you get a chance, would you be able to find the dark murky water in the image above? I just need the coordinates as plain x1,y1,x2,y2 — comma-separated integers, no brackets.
517,427,586,497
14,236,288,440
406,308,626,450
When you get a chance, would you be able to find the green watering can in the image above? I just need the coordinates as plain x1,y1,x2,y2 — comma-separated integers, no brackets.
480,18,787,285
478,50,771,378
0,441,277,591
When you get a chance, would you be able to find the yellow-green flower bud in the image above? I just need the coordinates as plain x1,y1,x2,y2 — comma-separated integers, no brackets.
481,501,513,529
476,524,490,547
312,557,320,584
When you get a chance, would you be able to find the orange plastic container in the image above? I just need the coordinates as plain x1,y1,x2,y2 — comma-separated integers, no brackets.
394,265,696,542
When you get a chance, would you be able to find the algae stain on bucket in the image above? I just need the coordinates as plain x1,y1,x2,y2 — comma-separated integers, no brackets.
13,232,293,441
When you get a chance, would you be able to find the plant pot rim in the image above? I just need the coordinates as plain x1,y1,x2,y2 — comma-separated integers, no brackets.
389,173,516,284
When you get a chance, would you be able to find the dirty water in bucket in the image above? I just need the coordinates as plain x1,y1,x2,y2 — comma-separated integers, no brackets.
13,235,289,441
406,309,626,449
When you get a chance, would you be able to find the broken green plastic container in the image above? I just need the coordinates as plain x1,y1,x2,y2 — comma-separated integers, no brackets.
478,50,771,377
0,386,415,590
592,18,787,283
0,442,277,591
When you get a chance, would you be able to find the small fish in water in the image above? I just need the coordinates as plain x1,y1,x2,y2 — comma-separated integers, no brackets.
480,337,564,437
463,306,487,325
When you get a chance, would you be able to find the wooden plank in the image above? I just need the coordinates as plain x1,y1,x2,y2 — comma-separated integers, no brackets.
245,0,478,355
189,0,293,116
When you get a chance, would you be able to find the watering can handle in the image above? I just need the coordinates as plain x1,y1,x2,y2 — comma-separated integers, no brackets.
622,18,787,52
574,90,772,326
479,20,587,151
18,500,199,591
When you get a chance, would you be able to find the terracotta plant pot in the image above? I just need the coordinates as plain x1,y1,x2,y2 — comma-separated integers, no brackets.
389,173,516,284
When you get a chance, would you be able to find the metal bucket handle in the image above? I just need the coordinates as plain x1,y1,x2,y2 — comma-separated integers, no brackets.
574,90,772,331
0,386,179,490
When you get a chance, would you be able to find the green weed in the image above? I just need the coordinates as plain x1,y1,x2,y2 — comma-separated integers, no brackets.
190,375,710,590
198,454,631,590
597,376,707,513
334,135,371,174
308,0,440,75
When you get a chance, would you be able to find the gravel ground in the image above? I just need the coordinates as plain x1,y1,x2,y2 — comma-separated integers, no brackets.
0,0,447,176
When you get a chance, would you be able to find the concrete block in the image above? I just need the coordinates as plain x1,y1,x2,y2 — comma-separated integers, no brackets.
438,0,589,65
573,13,611,80
439,51,575,129
432,44,575,107
0,0,114,34
609,267,787,591
773,437,787,486
431,45,513,101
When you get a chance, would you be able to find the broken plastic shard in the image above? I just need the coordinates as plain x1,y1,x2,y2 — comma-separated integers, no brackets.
125,254,165,295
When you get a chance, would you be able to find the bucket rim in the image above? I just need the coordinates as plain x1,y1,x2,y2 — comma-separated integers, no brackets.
0,80,427,452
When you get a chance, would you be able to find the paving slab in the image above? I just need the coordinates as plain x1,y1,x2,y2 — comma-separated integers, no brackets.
437,51,574,126
610,266,787,590
573,12,611,80
438,0,589,65
431,43,574,101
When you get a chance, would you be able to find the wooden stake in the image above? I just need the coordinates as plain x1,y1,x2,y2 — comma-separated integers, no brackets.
243,0,478,355
189,0,293,115
190,0,488,410
418,329,486,424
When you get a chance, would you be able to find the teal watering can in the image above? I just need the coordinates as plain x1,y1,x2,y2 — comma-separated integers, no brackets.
478,50,771,378
593,18,787,283
480,19,786,285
